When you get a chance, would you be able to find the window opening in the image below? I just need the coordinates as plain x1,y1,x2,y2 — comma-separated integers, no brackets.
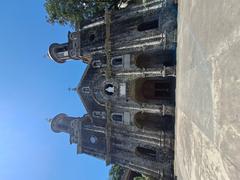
92,60,102,68
111,56,123,66
135,146,157,160
89,34,95,42
104,84,114,95
92,111,106,119
82,87,90,93
137,20,158,31
111,113,123,122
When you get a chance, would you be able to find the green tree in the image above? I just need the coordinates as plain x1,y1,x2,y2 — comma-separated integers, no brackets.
134,177,146,180
44,0,145,27
134,175,157,180
44,0,116,27
109,164,125,180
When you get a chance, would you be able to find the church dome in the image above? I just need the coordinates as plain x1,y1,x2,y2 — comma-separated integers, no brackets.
50,113,71,133
48,43,70,63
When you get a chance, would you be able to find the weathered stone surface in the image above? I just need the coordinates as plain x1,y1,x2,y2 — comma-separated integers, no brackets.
49,1,178,179
175,0,240,179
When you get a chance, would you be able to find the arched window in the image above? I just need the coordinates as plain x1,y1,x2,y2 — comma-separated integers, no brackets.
137,20,158,31
134,77,175,104
69,32,78,40
92,111,106,119
92,60,102,68
111,113,123,123
135,50,176,69
111,56,123,67
70,136,78,144
89,34,95,42
135,146,157,160
82,87,90,94
104,84,115,95
134,112,174,131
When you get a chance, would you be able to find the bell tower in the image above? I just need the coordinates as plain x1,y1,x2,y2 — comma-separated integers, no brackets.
50,113,107,159
48,32,91,64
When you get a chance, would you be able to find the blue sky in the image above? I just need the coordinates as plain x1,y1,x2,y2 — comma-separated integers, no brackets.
0,1,110,180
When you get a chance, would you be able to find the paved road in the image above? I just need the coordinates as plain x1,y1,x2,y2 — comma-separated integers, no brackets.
175,0,240,179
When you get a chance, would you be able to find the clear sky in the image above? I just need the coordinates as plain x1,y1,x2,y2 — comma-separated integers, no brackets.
0,1,110,180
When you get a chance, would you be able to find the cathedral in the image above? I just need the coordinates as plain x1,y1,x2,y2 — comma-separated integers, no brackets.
48,0,177,179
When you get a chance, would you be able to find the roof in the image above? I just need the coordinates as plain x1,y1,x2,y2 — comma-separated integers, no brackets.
76,64,107,126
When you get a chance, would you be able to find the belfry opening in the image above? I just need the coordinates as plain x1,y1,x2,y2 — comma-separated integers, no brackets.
48,43,70,63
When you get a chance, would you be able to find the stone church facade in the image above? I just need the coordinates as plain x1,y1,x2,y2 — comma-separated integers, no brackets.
48,0,177,179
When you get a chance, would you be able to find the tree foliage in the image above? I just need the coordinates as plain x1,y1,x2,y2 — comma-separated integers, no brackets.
44,0,116,27
109,164,156,180
109,164,125,180
134,177,146,180
134,175,156,180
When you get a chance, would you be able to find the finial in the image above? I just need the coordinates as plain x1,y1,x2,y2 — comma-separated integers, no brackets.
68,87,77,92
43,53,52,60
46,118,53,124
